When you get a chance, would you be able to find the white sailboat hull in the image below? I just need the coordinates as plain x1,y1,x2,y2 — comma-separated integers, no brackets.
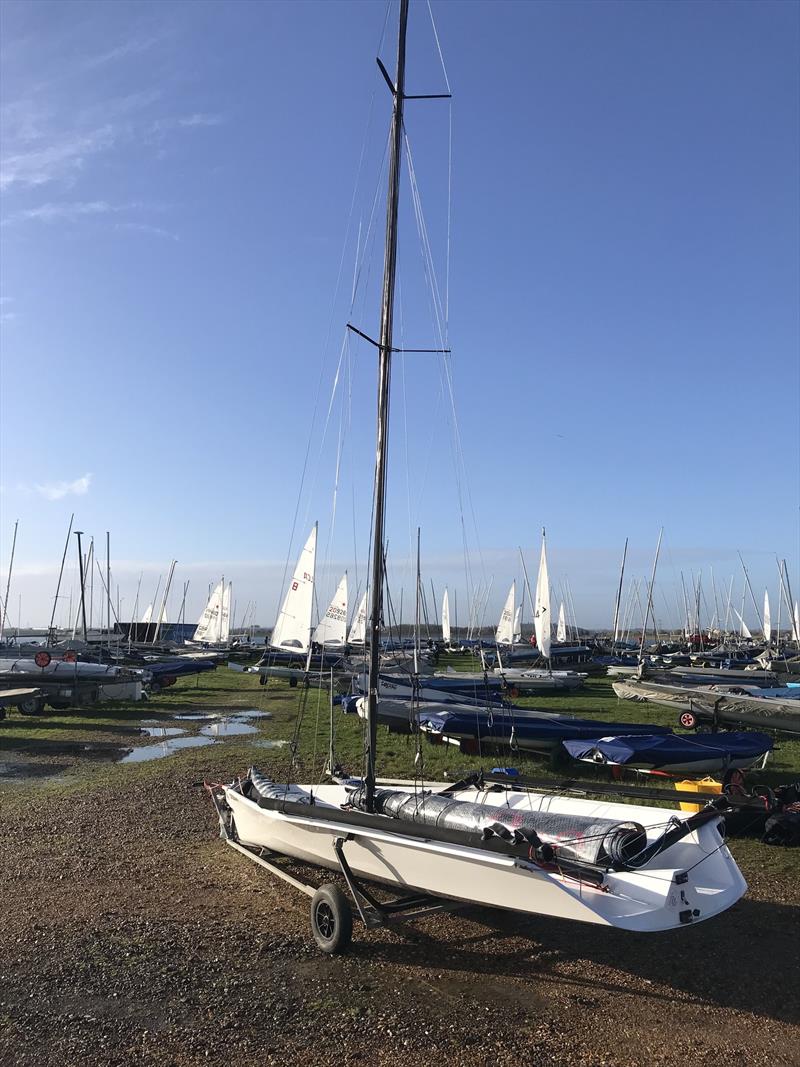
224,782,746,932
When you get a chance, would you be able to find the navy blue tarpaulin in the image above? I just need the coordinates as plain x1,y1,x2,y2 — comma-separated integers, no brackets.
562,731,773,772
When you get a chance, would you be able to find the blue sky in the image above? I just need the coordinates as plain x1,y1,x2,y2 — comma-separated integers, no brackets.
1,0,798,632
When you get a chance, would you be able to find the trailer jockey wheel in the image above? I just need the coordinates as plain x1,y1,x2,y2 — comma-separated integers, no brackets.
310,884,352,954
679,711,697,729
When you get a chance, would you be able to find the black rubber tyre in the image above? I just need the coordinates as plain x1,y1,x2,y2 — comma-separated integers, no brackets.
18,696,46,716
310,884,352,954
679,711,697,729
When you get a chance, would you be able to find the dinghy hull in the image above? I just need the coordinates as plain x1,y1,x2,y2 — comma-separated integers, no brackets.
223,781,746,932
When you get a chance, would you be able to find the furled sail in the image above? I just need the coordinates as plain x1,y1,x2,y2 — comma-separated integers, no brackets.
442,588,451,646
763,591,771,644
534,533,551,659
733,608,752,641
556,601,567,643
495,582,515,645
270,525,317,651
220,582,231,643
313,573,348,646
793,601,800,644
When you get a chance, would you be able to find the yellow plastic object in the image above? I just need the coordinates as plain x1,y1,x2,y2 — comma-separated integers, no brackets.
675,776,722,813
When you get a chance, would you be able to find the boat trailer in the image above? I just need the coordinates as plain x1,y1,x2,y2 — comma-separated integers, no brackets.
207,784,461,954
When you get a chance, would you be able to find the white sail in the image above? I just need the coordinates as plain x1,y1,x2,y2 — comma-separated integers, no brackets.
348,590,367,645
512,605,522,644
733,608,752,641
220,582,231,643
270,525,317,651
194,580,225,642
442,588,451,645
313,573,348,646
495,582,515,645
556,601,567,643
141,603,153,625
793,601,800,644
534,533,551,659
763,590,771,644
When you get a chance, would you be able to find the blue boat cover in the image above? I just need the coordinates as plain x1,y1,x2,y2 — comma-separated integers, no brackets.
562,731,773,768
419,709,670,746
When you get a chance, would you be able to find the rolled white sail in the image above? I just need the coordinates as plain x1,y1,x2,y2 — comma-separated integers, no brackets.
495,582,515,645
194,580,224,643
763,590,771,644
220,582,231,643
313,572,348,646
442,588,451,645
556,601,567,643
270,525,317,652
534,533,551,659
793,601,800,644
733,608,752,641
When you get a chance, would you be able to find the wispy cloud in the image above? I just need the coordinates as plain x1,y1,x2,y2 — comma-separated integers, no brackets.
0,125,116,191
115,221,178,241
80,35,163,73
4,200,128,224
148,112,223,137
30,473,93,501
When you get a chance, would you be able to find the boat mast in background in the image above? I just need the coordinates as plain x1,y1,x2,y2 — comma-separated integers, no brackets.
48,513,74,645
612,537,628,645
0,519,18,643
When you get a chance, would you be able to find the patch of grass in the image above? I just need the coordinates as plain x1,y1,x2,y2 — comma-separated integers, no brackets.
2,662,797,879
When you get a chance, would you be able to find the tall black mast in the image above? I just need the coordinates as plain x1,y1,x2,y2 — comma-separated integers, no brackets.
364,0,409,813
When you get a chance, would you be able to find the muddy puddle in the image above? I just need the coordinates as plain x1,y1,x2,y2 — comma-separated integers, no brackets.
1,708,276,781
173,709,272,722
119,735,213,763
199,721,258,738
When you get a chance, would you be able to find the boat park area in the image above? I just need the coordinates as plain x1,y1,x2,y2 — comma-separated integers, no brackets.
2,659,798,1067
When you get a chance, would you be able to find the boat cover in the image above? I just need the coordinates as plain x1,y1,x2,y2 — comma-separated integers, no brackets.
562,732,773,771
419,708,671,751
145,658,218,680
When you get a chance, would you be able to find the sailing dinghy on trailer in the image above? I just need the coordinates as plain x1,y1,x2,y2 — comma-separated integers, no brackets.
211,0,746,952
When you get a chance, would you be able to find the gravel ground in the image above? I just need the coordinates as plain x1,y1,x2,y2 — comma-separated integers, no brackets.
2,744,799,1067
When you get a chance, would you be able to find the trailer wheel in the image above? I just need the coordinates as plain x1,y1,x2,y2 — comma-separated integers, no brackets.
310,884,352,954
679,711,697,729
18,696,46,715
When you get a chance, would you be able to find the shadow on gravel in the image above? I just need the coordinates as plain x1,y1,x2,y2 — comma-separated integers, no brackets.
0,737,131,759
347,898,800,1025
0,720,146,736
0,760,71,781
